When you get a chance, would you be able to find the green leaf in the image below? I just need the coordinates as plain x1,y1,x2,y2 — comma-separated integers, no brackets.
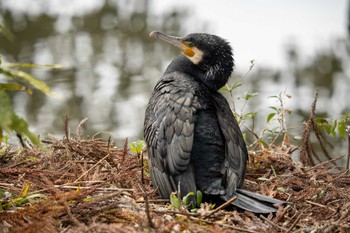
0,83,33,95
324,123,333,136
20,183,31,197
182,194,189,207
338,121,346,139
10,70,52,95
269,106,279,112
0,90,13,132
170,192,181,209
241,112,257,121
258,139,269,148
243,91,258,100
13,117,40,144
182,192,194,207
315,117,328,124
220,82,242,92
0,90,40,145
11,196,28,206
230,82,242,90
219,85,230,91
267,113,276,123
196,190,203,207
130,140,146,154
0,68,52,95
332,120,337,130
242,132,247,142
8,193,47,209
4,63,62,69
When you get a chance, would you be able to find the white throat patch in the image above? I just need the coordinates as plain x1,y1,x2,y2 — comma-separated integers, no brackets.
187,47,204,65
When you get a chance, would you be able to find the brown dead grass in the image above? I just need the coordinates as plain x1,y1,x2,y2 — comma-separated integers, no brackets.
1,129,350,233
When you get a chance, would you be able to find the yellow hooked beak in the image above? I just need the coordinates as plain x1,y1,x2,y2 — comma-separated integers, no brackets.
149,31,195,57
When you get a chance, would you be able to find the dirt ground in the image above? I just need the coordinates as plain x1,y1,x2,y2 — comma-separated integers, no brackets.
1,129,350,233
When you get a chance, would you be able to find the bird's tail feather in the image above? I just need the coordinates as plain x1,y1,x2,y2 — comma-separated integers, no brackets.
221,189,286,214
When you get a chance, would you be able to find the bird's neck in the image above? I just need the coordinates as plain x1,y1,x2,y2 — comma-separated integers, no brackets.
164,55,231,91
165,55,201,78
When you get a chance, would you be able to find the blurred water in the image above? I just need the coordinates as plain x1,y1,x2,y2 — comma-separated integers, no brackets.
0,0,187,143
0,0,349,155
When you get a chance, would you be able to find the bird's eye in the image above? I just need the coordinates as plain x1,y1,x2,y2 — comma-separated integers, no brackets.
187,41,194,47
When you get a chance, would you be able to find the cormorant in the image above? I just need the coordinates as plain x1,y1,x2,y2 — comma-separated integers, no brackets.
144,31,285,213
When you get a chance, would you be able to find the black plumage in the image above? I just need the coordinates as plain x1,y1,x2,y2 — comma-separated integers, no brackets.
144,31,285,213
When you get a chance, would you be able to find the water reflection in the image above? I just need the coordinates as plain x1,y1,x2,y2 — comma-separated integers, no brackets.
0,0,191,143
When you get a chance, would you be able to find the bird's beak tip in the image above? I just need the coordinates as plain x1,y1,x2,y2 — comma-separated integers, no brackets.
149,31,159,38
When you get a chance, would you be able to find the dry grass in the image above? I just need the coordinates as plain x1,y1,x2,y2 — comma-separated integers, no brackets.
1,123,350,232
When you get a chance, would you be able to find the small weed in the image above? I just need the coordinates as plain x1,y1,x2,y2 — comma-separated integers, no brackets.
0,183,47,211
130,140,146,154
169,190,203,212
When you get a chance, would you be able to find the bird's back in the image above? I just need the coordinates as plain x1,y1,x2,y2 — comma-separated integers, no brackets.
144,71,246,199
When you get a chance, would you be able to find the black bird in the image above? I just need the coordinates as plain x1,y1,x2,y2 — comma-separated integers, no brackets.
144,31,285,213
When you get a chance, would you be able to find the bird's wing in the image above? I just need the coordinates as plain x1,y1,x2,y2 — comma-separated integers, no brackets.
144,75,197,198
212,93,248,195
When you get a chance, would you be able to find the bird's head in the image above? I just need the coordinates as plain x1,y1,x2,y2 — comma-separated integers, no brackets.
150,31,234,90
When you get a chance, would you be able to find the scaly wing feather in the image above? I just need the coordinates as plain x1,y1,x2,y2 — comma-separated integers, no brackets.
144,73,198,198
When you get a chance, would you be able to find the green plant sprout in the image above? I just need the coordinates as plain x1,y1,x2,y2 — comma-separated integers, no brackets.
169,190,203,212
130,140,146,154
221,61,293,149
0,183,47,211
